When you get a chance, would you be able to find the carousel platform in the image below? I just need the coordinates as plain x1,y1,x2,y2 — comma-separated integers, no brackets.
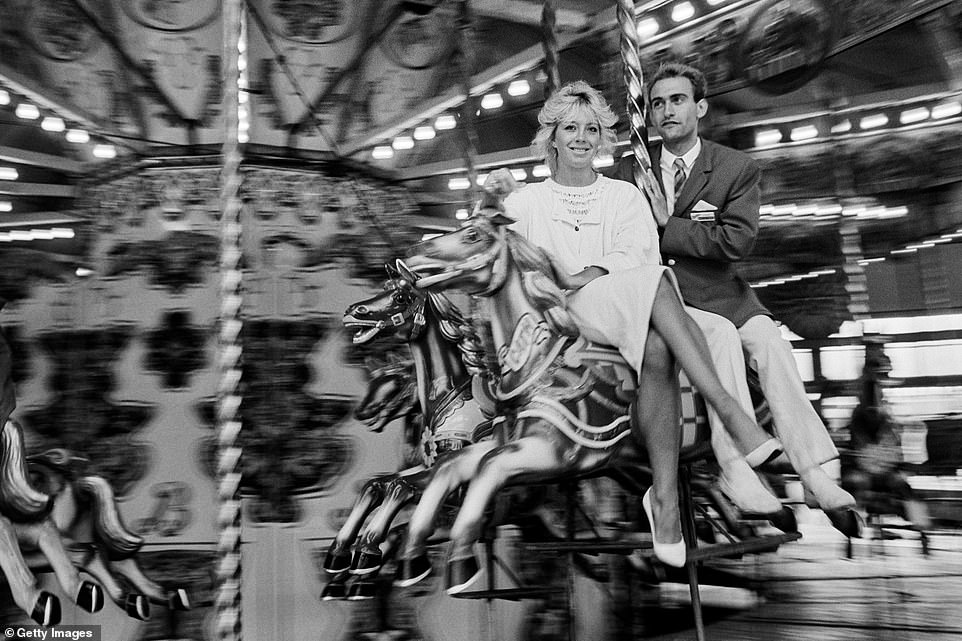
636,504,962,641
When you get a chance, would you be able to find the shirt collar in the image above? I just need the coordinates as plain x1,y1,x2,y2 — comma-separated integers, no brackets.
661,138,702,172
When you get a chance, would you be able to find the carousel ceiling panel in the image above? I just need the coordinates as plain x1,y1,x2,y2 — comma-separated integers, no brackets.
0,0,961,294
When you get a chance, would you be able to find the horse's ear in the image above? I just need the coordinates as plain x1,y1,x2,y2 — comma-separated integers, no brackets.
385,262,400,278
395,259,418,282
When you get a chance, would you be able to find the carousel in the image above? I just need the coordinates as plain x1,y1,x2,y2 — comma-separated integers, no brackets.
1,1,961,640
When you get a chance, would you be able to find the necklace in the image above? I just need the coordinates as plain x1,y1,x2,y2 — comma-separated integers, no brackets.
550,179,602,226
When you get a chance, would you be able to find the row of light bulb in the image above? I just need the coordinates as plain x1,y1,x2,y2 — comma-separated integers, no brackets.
635,0,730,41
752,226,962,288
0,89,117,159
371,78,534,161
0,227,75,242
750,96,962,148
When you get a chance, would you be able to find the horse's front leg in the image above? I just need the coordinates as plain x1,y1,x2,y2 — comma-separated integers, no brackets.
18,519,104,614
446,435,565,594
323,475,390,574
351,470,428,575
395,441,498,587
0,516,61,625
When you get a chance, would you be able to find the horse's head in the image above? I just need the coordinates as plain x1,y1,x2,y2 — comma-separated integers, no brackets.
354,355,417,432
404,208,515,296
343,266,427,343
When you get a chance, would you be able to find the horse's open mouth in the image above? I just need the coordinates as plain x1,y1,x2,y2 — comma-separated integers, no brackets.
342,316,382,344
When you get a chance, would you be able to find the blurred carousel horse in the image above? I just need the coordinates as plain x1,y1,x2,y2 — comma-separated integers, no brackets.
25,445,190,620
0,420,104,625
321,266,493,599
0,420,190,625
397,205,704,594
353,352,417,434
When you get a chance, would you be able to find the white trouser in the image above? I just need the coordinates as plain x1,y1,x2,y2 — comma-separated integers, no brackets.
687,308,839,471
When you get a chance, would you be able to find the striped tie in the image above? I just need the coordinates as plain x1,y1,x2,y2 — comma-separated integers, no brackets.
673,157,687,200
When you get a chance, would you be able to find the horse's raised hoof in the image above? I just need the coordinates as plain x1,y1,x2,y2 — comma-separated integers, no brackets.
323,544,353,574
320,578,348,601
445,554,481,595
826,507,862,538
346,579,377,601
395,554,433,587
349,548,382,575
76,581,105,613
168,588,191,611
768,506,798,534
31,592,61,627
124,593,150,621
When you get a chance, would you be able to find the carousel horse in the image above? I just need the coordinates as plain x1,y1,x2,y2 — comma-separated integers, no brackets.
353,353,417,434
398,205,708,594
0,420,104,625
25,446,190,620
321,267,493,599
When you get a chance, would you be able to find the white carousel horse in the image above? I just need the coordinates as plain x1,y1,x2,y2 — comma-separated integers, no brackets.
321,267,493,599
395,206,707,593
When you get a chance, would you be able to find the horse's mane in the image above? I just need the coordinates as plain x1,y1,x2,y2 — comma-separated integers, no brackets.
425,290,489,376
502,229,579,336
0,420,52,520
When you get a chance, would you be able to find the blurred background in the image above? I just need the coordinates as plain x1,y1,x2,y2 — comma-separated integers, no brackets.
0,1,961,640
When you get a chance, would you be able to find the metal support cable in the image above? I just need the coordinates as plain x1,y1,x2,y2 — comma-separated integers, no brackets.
541,0,561,99
456,0,481,203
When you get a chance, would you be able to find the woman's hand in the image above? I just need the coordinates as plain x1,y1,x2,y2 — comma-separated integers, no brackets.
483,168,520,198
546,253,606,290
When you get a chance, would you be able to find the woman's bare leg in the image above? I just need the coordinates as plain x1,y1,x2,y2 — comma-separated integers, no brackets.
635,330,682,544
649,278,769,453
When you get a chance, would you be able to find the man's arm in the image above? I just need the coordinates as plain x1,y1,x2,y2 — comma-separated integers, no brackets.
660,159,761,262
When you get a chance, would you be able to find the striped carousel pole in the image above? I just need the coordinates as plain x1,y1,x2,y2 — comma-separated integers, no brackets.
541,0,561,99
216,1,245,640
616,0,669,224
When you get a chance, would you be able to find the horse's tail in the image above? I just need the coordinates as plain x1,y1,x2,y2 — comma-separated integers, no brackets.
0,420,53,521
75,475,144,557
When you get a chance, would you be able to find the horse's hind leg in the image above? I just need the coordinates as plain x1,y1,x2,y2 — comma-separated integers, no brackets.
0,516,61,625
110,557,190,611
23,519,104,613
325,477,389,574
81,551,150,620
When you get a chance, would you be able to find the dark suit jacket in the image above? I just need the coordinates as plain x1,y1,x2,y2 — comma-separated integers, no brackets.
612,139,769,327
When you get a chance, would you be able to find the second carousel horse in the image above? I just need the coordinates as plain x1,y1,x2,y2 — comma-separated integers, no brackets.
321,267,493,599
25,447,190,620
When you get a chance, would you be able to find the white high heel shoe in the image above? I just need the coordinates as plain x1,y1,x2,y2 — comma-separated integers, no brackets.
643,489,686,568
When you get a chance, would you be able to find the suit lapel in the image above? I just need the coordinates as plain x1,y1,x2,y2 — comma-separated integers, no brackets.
674,141,713,216
651,146,667,197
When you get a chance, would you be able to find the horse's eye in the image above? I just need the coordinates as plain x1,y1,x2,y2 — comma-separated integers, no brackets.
463,227,480,242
